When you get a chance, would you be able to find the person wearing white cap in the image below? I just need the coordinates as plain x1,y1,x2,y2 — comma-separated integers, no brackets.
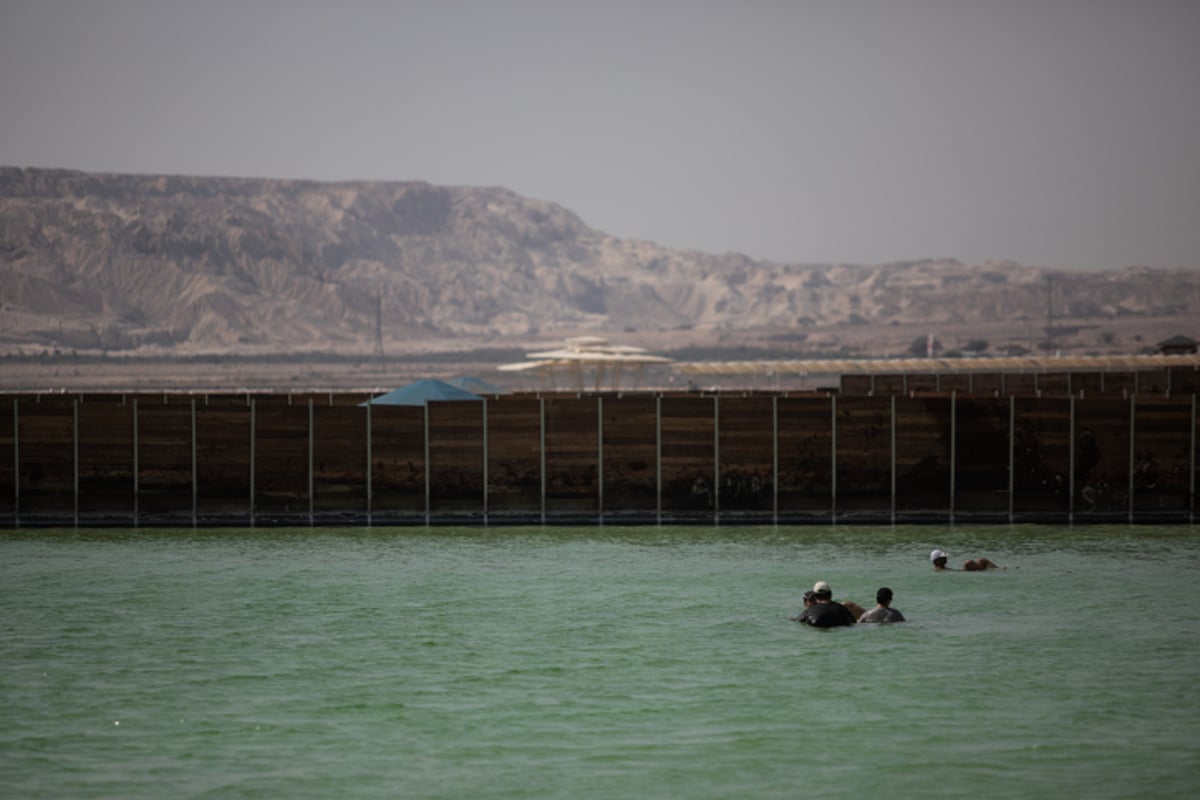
794,580,857,627
931,548,1003,571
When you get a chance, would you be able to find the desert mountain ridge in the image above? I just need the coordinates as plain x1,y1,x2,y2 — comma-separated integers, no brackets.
2,166,1198,364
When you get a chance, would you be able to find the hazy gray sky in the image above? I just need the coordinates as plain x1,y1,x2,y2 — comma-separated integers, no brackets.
2,0,1197,269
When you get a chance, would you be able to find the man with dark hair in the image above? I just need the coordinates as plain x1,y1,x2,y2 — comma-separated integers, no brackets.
858,587,906,623
795,581,857,628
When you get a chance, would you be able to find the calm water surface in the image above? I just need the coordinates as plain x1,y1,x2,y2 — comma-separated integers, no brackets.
3,524,1199,799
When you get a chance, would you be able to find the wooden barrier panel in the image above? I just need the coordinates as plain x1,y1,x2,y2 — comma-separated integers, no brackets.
314,405,368,516
201,393,255,407
427,402,485,515
1132,398,1193,514
940,374,973,394
196,402,252,519
954,397,1012,515
894,396,952,517
840,375,872,395
370,405,425,517
1137,370,1170,394
600,396,658,517
1037,373,1071,397
253,402,309,520
1005,374,1038,396
1073,398,1132,518
871,374,906,395
776,396,833,516
137,402,194,521
904,374,939,394
659,397,715,516
1101,372,1135,397
14,398,76,519
971,373,1005,395
545,396,600,515
1,399,17,517
1071,372,1104,396
485,397,542,516
716,396,774,514
1012,397,1070,516
1,389,1194,526
834,397,891,516
1170,366,1200,394
78,401,134,519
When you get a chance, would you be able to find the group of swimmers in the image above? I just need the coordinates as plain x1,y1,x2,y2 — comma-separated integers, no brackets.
791,548,1004,628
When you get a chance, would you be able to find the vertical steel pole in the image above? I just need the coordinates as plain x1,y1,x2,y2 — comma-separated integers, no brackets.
13,399,19,526
366,401,373,526
308,398,314,527
424,403,431,526
482,398,489,524
597,397,604,522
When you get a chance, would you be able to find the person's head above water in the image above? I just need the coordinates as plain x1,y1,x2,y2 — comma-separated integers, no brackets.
812,580,832,601
930,549,949,569
876,587,894,606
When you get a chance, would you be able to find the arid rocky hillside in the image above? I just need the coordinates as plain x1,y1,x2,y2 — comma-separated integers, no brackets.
2,167,1198,360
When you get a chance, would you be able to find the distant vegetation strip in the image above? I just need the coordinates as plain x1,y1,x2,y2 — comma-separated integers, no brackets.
0,348,529,366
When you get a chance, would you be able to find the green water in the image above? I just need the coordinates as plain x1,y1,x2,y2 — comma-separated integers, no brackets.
3,524,1199,799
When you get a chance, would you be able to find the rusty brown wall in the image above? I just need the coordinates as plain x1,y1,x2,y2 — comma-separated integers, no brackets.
0,390,1195,525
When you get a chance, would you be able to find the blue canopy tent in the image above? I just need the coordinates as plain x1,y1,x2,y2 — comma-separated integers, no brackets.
364,378,483,406
445,376,502,395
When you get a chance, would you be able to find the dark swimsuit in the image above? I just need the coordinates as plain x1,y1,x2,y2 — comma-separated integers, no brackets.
798,601,857,628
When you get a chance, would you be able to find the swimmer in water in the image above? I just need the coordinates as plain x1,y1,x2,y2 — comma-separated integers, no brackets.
788,590,817,621
795,581,857,628
858,587,906,623
930,548,1004,571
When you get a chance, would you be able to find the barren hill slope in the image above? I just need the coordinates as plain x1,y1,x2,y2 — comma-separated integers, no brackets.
2,167,1197,359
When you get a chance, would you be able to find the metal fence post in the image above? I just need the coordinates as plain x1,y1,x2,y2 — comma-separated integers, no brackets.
366,401,373,525
482,398,489,524
597,397,604,522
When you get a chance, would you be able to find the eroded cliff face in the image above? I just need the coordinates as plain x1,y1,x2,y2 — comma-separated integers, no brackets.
2,167,1197,357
